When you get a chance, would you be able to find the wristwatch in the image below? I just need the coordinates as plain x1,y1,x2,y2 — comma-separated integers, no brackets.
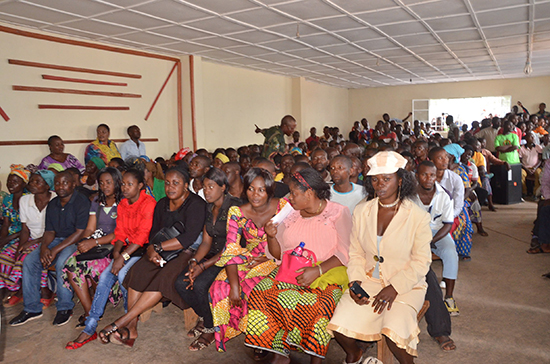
153,243,164,254
121,252,130,261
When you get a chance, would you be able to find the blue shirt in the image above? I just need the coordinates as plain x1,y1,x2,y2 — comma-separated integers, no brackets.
120,139,147,160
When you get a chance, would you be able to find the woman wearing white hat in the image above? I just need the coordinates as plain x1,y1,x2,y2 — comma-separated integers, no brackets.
327,151,432,364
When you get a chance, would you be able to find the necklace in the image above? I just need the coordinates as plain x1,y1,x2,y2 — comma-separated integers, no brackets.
304,200,324,216
378,198,399,208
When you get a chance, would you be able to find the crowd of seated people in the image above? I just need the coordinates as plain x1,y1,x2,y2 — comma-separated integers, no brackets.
1,101,547,363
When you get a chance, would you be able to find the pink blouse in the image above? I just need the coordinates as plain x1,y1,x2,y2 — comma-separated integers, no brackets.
268,200,352,264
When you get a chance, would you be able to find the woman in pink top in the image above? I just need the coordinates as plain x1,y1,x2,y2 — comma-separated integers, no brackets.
245,168,352,364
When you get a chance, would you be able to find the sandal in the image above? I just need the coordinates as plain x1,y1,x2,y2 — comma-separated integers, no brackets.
527,246,550,254
4,295,23,307
434,336,456,351
111,327,136,348
189,334,215,352
98,323,119,344
253,348,268,361
187,317,204,338
65,332,97,350
40,294,56,308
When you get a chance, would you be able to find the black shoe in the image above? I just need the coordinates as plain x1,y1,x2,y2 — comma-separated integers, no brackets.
9,311,43,326
53,309,73,326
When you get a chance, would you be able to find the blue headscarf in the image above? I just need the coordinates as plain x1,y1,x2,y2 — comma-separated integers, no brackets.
35,170,55,190
443,144,465,163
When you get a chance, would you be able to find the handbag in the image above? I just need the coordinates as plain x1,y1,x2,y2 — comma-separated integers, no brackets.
150,221,186,263
275,248,317,285
76,228,113,262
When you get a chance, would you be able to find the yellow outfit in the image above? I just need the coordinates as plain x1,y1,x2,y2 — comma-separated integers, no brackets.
327,198,432,357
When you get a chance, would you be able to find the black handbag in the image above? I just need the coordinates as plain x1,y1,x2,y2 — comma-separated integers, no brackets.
76,245,114,262
150,221,186,262
76,228,113,262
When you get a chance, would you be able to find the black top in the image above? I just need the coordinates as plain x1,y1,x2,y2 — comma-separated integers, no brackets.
149,193,206,250
45,190,91,237
274,181,290,198
205,195,242,257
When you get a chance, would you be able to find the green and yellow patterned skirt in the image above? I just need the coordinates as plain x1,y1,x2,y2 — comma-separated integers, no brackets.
244,271,343,359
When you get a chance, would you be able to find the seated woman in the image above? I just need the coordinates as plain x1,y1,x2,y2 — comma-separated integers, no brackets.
38,135,85,174
84,124,121,165
327,151,432,364
98,166,206,346
81,158,105,192
208,168,287,353
108,157,127,173
1,169,55,306
62,167,123,327
245,168,352,364
65,168,156,349
175,168,242,351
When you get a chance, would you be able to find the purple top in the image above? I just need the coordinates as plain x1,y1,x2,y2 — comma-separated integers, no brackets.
38,154,85,173
90,197,118,235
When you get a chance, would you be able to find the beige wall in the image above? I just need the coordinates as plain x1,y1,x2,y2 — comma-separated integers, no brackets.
300,78,349,139
349,76,550,125
195,63,351,150
0,26,179,183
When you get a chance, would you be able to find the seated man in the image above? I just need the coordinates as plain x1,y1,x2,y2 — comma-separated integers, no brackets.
414,161,460,316
519,131,543,197
221,161,244,200
10,171,90,326
328,155,365,214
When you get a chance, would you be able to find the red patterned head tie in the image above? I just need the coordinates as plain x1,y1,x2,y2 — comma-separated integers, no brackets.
293,172,311,190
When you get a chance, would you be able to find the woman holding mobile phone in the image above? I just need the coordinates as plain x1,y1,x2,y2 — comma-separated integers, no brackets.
327,152,432,364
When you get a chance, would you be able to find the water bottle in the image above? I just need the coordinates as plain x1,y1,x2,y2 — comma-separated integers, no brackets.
290,242,305,257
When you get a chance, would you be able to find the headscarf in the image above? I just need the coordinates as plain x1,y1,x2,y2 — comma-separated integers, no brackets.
175,147,192,161
35,170,55,190
290,147,303,155
47,163,64,173
9,164,30,183
214,153,229,164
443,144,465,163
90,157,106,170
145,161,164,180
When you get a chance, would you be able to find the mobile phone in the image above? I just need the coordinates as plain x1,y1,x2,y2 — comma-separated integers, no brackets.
350,281,370,299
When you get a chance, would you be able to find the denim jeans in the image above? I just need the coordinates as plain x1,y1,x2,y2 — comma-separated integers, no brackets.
23,237,77,313
82,256,139,336
431,231,459,280
188,231,203,252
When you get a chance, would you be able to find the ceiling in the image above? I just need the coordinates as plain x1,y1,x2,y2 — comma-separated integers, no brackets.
1,0,549,88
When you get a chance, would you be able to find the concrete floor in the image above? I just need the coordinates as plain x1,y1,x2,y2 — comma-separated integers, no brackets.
1,201,549,364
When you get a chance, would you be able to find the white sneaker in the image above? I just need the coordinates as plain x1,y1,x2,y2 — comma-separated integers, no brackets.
440,280,446,289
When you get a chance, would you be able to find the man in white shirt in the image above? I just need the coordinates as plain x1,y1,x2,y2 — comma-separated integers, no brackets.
414,161,460,317
328,155,365,214
119,125,146,161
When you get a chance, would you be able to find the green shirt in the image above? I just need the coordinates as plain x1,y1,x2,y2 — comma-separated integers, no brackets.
261,125,285,158
494,133,520,164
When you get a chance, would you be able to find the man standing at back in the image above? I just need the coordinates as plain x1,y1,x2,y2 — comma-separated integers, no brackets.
10,171,90,326
256,115,297,158
120,125,146,160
